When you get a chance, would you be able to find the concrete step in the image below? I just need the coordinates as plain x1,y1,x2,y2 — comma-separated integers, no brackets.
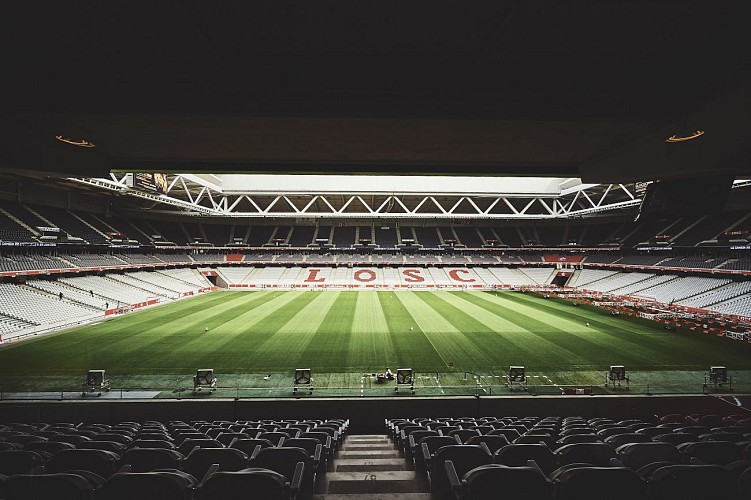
325,471,427,494
345,435,391,442
342,444,395,451
338,450,401,460
335,458,410,472
314,494,432,500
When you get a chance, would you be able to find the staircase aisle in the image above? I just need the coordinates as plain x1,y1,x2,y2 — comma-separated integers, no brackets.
315,434,431,500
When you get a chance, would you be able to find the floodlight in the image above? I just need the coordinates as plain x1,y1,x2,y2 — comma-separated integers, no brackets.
294,368,313,394
193,368,217,394
82,369,109,396
395,368,414,394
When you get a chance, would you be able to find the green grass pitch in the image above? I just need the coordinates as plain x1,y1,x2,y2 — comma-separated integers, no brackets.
0,290,749,395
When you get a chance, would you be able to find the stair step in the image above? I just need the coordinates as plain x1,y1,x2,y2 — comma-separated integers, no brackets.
346,435,390,442
338,450,401,459
325,471,426,494
335,458,409,472
342,444,395,451
315,494,432,500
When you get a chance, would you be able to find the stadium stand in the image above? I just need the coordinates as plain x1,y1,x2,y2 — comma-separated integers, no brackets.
31,205,110,245
633,276,731,304
374,226,397,248
288,226,315,247
332,227,356,248
248,226,274,247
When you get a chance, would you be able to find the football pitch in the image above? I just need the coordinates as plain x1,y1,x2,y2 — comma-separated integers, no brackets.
1,290,749,397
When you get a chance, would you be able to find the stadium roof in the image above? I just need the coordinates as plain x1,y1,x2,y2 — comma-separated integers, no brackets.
1,1,749,184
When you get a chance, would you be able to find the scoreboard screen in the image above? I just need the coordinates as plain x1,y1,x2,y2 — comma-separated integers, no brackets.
133,173,168,194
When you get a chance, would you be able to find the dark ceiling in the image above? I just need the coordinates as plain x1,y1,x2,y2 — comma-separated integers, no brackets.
1,0,749,182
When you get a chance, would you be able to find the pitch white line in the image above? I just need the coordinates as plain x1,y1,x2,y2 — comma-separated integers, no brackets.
433,374,445,394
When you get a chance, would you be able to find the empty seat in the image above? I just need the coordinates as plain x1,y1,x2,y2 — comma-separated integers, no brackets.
216,432,250,447
417,436,460,471
177,438,223,456
251,446,315,499
494,443,557,475
646,464,735,500
196,467,302,500
616,442,681,470
554,466,645,500
0,450,45,475
25,440,76,455
466,435,510,454
130,439,176,450
229,438,277,455
119,448,184,473
447,462,551,500
678,441,743,465
182,448,249,480
4,472,94,500
77,440,127,455
426,444,492,499
97,471,197,500
555,443,617,467
604,433,652,448
46,449,120,478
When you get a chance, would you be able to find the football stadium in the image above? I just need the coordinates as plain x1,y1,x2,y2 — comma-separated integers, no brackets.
1,2,750,498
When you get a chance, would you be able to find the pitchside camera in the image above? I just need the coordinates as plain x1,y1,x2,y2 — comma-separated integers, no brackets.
193,368,217,394
82,369,110,397
294,368,313,394
395,368,414,394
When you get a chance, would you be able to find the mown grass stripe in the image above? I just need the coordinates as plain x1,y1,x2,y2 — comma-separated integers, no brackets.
249,291,340,370
297,292,357,372
347,291,395,371
377,291,446,370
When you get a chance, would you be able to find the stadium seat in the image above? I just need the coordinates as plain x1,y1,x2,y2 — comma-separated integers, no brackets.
77,440,128,455
177,438,223,456
494,443,557,476
677,441,743,465
229,438,277,455
97,470,197,500
417,436,460,471
555,443,618,467
46,449,120,478
182,447,250,480
4,472,95,500
25,440,76,455
119,448,184,473
646,464,735,500
604,433,652,448
251,446,315,500
0,450,45,475
466,434,510,454
283,438,324,473
553,465,645,500
195,466,302,500
129,439,176,450
615,442,681,470
426,444,493,499
445,461,551,500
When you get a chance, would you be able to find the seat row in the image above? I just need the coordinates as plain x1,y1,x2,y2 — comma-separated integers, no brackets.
387,414,751,499
0,418,349,500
